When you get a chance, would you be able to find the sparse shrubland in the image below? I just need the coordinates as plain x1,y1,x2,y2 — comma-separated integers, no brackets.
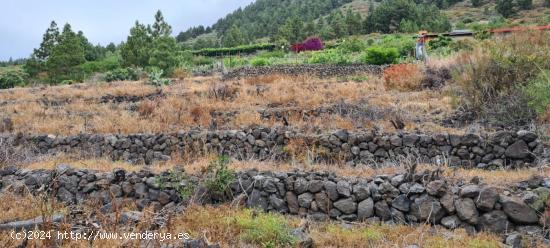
0,67,28,89
383,64,423,91
454,33,550,127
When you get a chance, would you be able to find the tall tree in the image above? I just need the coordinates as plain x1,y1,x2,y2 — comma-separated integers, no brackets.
149,36,180,74
121,21,153,67
151,10,172,38
34,21,60,61
496,0,516,17
223,24,246,47
46,23,86,83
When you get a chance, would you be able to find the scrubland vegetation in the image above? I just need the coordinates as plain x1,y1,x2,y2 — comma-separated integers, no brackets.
1,0,550,247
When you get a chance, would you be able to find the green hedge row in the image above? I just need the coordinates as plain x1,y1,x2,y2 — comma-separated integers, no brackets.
192,43,276,57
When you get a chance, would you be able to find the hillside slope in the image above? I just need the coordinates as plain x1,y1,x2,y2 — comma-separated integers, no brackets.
178,0,549,47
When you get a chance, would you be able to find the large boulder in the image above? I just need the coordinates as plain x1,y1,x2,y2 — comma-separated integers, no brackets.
500,196,539,224
478,210,513,233
391,194,411,212
333,198,357,214
476,187,498,211
358,198,374,220
505,140,530,159
410,194,445,223
455,198,479,225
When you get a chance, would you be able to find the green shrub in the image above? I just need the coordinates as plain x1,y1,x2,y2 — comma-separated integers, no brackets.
230,209,296,248
428,35,453,50
455,33,550,126
193,43,276,57
224,57,249,68
362,46,399,65
523,71,550,114
308,49,349,64
250,57,272,67
155,169,195,200
0,69,28,89
376,35,415,57
79,52,121,74
147,68,171,86
338,38,367,53
204,155,234,195
192,56,215,66
256,50,286,59
104,67,141,82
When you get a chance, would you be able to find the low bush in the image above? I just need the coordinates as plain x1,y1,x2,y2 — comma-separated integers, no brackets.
104,67,141,82
383,64,423,91
224,56,249,68
171,67,189,80
147,68,171,86
204,155,234,196
250,57,271,67
79,52,121,75
338,38,367,53
0,69,27,89
230,209,296,248
308,49,349,64
522,71,550,115
193,43,275,57
454,33,550,126
362,46,399,65
428,35,453,50
192,56,215,66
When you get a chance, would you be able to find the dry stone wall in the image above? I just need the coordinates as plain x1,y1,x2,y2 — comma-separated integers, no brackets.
3,128,548,168
222,64,386,80
1,165,549,238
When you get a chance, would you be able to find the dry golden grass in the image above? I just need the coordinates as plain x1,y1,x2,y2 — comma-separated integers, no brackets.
20,155,549,187
0,72,457,135
0,192,66,223
0,205,509,248
383,64,424,91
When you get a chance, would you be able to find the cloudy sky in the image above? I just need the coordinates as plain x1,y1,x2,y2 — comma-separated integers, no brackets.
0,0,255,60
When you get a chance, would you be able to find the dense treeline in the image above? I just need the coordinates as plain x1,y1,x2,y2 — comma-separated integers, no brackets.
178,0,452,48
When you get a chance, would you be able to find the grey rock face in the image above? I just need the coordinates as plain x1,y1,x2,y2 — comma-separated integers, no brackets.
455,198,479,225
440,215,461,229
500,196,539,224
333,198,357,214
476,187,498,211
505,140,530,159
410,195,445,223
374,200,391,221
459,185,480,198
336,181,352,197
478,210,512,233
298,193,314,208
391,195,411,212
358,198,374,220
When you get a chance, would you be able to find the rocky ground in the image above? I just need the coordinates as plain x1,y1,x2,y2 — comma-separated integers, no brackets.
1,67,549,247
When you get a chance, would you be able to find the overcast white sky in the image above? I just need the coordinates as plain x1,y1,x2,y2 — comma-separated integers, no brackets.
0,0,255,60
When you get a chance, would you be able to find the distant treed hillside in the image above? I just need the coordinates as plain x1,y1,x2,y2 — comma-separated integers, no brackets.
177,0,454,48
177,0,353,44
177,0,550,49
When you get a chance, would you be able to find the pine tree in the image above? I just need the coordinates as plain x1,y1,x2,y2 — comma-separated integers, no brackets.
34,21,60,61
151,10,172,38
516,0,532,10
223,25,247,47
46,23,86,83
149,36,179,75
496,0,516,17
121,21,153,67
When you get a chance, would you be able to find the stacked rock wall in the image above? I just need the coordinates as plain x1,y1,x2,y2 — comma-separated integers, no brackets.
2,128,548,168
222,64,385,80
1,166,548,237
